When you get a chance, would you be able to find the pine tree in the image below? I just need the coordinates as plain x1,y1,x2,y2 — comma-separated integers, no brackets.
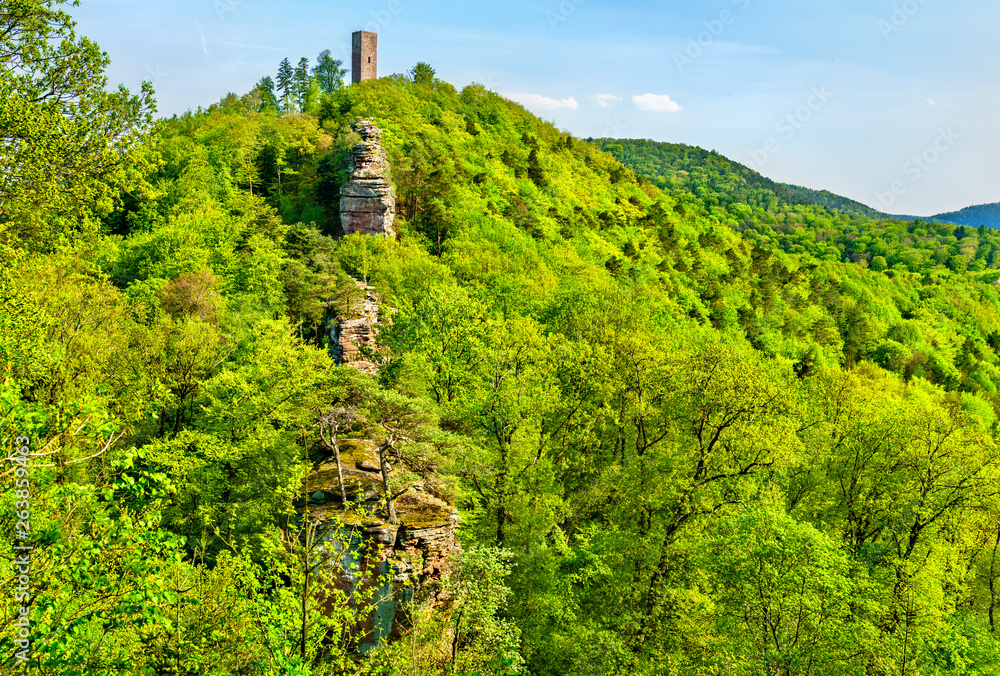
276,58,294,109
294,57,311,108
251,76,278,113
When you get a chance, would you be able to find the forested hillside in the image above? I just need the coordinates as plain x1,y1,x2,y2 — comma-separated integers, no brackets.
599,137,1000,276
596,137,893,220
934,202,1000,230
4,3,1000,675
602,136,1000,232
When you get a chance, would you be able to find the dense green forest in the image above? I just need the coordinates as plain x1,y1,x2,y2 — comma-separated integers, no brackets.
5,2,1000,675
934,203,1000,230
598,137,1000,276
595,138,895,220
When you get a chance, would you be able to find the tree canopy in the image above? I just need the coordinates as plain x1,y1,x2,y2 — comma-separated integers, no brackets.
0,0,156,251
4,14,1000,675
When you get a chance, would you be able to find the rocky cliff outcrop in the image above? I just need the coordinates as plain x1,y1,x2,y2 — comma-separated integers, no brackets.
313,284,460,648
340,119,396,237
305,439,460,648
332,281,380,375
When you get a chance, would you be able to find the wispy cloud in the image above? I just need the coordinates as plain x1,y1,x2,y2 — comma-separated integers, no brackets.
194,21,210,60
503,92,579,111
632,93,683,113
594,94,622,108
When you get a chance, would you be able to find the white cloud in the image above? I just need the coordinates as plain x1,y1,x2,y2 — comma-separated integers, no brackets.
594,94,622,108
927,98,935,106
632,93,683,113
503,92,579,111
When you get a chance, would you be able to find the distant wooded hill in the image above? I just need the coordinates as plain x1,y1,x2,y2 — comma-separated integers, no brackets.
593,138,893,219
594,138,1000,225
933,202,1000,229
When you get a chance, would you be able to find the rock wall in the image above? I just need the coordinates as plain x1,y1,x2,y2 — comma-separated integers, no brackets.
306,439,460,648
332,281,380,376
315,279,461,648
340,119,396,237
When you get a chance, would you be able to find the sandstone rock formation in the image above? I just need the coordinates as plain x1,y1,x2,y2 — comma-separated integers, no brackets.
340,119,396,237
305,438,460,647
315,279,460,647
332,281,380,375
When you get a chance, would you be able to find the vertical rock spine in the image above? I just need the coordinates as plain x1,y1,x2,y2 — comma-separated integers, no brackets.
340,119,396,238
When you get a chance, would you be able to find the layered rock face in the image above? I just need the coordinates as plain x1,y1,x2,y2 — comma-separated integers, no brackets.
315,283,461,648
306,439,460,648
332,281,380,375
340,119,396,237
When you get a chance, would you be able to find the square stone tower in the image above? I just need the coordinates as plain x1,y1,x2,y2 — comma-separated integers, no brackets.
352,31,377,84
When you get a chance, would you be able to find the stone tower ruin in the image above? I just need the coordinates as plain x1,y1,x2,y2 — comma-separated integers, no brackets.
352,31,377,84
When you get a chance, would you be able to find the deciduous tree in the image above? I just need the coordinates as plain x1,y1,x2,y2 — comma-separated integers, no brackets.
0,0,156,248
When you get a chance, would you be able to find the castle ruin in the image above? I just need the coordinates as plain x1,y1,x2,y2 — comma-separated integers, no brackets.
352,31,377,84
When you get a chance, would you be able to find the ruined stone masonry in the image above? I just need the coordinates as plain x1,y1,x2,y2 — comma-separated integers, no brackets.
351,31,377,84
340,119,396,238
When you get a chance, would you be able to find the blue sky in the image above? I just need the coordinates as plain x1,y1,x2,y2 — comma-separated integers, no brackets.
74,0,999,216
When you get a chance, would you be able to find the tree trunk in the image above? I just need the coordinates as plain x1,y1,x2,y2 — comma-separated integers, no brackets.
495,447,509,546
301,522,310,660
332,436,347,503
379,441,399,525
990,527,1000,633
496,501,506,547
319,425,349,503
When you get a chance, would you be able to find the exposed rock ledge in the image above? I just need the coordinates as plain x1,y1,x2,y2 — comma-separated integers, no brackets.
305,439,460,647
340,119,396,237
316,284,460,647
332,281,380,375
